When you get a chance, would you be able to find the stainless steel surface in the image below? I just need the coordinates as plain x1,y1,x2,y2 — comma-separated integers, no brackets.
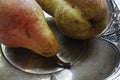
0,38,118,80
1,44,63,74
0,0,120,80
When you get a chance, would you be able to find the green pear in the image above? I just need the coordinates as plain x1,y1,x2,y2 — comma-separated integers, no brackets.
0,0,60,57
36,0,109,39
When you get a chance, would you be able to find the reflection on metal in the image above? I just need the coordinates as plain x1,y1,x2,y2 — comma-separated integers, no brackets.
1,44,63,74
101,13,120,46
107,0,120,12
0,0,120,80
101,0,120,80
50,74,57,80
57,69,72,80
0,52,1,57
1,38,117,80
102,0,120,41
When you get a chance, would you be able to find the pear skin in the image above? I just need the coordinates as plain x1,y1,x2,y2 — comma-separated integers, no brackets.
0,0,60,57
36,0,109,39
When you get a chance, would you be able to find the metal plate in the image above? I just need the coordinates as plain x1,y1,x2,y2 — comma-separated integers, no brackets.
0,0,120,80
1,44,63,74
0,17,88,75
0,17,120,80
0,38,119,80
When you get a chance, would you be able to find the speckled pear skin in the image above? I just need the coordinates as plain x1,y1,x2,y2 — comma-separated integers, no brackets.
36,0,109,39
0,0,60,57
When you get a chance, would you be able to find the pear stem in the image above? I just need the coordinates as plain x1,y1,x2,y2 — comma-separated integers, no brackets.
52,55,71,69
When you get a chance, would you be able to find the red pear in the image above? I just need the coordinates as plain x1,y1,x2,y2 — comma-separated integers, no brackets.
0,0,60,57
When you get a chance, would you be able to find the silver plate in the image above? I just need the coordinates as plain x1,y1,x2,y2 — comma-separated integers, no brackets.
0,0,120,80
0,37,119,80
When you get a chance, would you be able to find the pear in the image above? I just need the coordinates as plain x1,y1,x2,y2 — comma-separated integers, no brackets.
36,0,109,39
0,0,60,57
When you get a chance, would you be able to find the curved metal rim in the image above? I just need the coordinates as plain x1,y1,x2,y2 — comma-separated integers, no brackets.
0,44,63,75
96,38,120,80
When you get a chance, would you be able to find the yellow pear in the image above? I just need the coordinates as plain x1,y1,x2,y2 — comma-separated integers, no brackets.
36,0,109,39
